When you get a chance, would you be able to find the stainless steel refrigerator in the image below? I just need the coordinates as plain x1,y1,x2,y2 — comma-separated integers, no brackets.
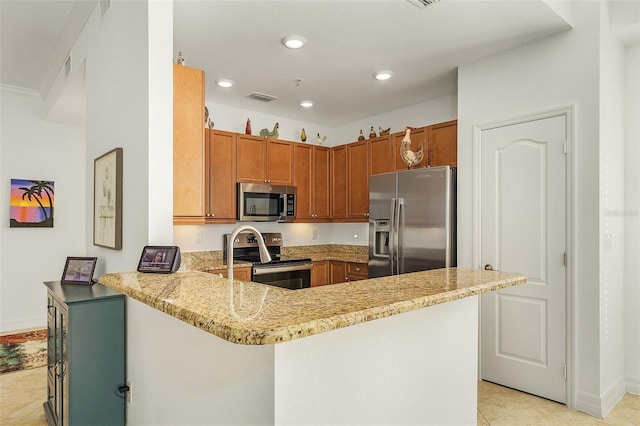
368,166,456,278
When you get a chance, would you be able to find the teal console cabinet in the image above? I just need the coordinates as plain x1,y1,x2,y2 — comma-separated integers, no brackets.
43,281,125,426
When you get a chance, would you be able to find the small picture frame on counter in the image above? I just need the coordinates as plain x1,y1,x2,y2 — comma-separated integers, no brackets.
137,246,181,273
61,257,97,285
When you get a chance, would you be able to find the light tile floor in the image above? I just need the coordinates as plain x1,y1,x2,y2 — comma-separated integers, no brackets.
1,367,638,425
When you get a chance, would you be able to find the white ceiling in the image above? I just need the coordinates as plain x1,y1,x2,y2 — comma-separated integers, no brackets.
1,0,573,127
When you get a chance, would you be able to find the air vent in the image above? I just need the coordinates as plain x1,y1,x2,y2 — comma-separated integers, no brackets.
64,54,72,77
248,92,278,102
405,0,440,9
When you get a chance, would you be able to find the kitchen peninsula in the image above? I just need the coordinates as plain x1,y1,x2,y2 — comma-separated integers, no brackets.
99,268,525,425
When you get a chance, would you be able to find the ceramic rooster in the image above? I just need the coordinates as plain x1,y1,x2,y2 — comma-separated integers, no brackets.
259,122,279,138
379,126,391,136
400,126,424,169
317,133,327,145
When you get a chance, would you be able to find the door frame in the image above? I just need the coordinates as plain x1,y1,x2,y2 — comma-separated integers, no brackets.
472,104,576,408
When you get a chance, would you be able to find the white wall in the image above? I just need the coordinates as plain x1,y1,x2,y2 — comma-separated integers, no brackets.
598,0,627,413
624,41,640,394
0,89,85,331
61,0,174,275
458,1,604,414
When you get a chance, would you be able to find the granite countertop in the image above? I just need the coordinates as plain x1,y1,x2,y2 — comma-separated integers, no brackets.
98,267,526,345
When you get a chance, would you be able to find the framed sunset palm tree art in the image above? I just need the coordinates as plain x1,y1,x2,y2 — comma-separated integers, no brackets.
10,179,55,228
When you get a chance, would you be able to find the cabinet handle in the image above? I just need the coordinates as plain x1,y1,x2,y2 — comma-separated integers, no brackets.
355,267,361,272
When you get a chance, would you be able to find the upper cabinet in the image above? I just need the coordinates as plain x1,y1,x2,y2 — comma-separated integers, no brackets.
294,144,330,222
368,135,393,175
428,120,457,167
237,135,294,185
173,64,205,223
330,145,348,219
346,140,369,221
205,129,237,223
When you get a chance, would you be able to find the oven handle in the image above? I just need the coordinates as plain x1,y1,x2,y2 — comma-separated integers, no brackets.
253,263,313,275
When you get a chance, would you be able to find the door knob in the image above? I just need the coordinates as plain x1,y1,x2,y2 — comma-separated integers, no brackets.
484,264,494,271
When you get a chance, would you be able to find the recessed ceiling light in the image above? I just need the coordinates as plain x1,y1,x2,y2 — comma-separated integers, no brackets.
373,70,394,81
215,79,234,88
300,100,314,108
281,35,307,49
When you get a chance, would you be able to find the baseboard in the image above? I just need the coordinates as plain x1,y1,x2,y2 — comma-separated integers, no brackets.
0,316,46,333
575,376,628,418
626,374,640,394
601,376,627,418
575,390,603,418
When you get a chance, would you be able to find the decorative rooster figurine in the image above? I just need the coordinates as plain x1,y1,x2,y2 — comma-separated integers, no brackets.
379,126,391,136
400,126,424,169
316,133,327,145
259,122,279,138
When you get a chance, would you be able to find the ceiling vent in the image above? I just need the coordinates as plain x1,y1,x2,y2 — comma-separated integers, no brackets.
248,92,278,102
405,0,440,9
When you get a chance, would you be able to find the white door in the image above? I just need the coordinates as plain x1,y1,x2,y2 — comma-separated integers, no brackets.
480,115,567,403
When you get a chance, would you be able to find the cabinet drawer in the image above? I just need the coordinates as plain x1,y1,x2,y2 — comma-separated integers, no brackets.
346,262,368,278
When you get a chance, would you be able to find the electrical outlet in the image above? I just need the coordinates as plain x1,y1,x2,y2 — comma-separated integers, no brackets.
126,381,132,404
195,230,203,244
353,230,359,239
312,229,318,240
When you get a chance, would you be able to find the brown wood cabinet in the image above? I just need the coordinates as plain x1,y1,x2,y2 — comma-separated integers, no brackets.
347,140,369,221
345,262,368,282
368,135,393,175
205,129,237,222
294,144,331,221
207,266,251,281
331,145,348,219
311,261,329,287
392,125,428,170
329,261,368,284
236,135,294,185
173,64,205,223
428,120,457,167
329,261,347,284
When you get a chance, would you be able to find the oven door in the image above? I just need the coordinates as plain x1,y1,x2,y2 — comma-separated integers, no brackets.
252,262,312,290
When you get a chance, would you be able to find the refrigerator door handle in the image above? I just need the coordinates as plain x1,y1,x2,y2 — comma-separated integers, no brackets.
394,198,403,275
389,198,397,276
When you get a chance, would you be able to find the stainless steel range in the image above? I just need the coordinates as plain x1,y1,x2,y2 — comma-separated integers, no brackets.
223,232,312,290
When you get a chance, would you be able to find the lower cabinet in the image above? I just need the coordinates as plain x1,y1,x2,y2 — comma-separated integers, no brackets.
311,261,329,287
329,261,368,284
44,281,125,426
207,266,251,281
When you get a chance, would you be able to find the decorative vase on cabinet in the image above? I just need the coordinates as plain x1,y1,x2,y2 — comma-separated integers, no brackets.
43,281,125,426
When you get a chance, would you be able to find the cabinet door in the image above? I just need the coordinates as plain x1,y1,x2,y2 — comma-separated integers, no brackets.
312,146,331,220
208,267,251,281
173,64,205,218
392,126,428,170
331,145,348,219
428,120,457,167
329,261,346,284
266,139,294,185
311,261,329,287
347,140,369,220
237,134,267,183
206,129,236,222
368,135,392,175
293,143,313,220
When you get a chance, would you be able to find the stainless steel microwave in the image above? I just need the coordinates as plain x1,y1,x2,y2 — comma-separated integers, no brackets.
237,182,296,222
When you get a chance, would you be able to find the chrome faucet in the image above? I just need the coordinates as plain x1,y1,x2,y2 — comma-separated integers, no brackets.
226,225,272,281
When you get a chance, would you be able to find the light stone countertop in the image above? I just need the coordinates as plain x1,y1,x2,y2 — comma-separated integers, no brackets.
98,267,526,345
